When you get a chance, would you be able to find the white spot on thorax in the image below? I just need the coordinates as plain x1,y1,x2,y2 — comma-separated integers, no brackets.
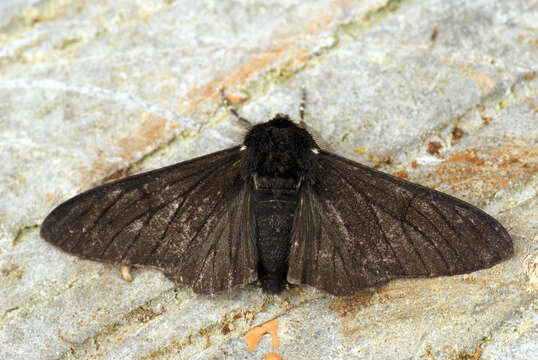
311,148,319,154
240,145,247,151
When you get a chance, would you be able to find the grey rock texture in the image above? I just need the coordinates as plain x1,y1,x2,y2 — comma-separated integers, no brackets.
0,0,536,359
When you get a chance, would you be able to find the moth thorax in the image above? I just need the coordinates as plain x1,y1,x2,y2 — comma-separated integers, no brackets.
243,115,317,181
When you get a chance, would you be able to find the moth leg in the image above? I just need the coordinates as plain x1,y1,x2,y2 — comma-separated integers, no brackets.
220,88,252,128
299,86,307,129
120,265,133,282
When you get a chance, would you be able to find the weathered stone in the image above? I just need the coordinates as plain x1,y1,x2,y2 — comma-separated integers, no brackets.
1,0,536,359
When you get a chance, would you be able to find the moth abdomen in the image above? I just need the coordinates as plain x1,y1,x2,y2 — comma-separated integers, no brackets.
252,178,300,294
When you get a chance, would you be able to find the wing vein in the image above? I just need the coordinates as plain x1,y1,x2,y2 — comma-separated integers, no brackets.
331,242,337,288
68,190,125,251
55,201,94,244
324,161,455,273
118,191,158,262
368,199,407,275
100,210,150,258
102,188,148,226
453,206,501,260
192,195,229,288
175,186,229,272
304,193,315,283
323,206,369,284
429,201,483,268
406,205,451,271
145,158,239,261
330,163,406,276
231,188,249,284
334,232,355,288
400,222,429,273
336,173,385,261
228,205,236,281
64,154,235,253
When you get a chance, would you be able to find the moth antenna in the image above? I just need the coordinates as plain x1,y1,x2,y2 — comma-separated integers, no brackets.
220,88,252,129
299,86,307,129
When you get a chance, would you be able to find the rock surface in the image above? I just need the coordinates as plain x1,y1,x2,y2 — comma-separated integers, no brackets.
0,0,536,359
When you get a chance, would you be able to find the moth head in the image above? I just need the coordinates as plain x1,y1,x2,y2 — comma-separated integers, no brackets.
241,114,319,181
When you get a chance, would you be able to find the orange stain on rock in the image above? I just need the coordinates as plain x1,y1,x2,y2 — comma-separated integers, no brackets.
328,289,376,318
328,287,408,319
446,148,485,165
393,170,409,179
245,319,279,351
473,73,497,96
328,286,410,337
118,112,175,162
305,12,333,34
302,0,358,34
77,112,176,189
177,46,308,115
427,145,537,199
224,92,247,105
177,0,386,116
265,354,282,360
472,349,482,360
459,276,489,286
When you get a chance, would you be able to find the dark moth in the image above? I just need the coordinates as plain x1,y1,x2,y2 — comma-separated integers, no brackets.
41,115,513,296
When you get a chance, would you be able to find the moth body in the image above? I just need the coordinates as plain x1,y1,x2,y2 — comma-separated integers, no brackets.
242,115,318,293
